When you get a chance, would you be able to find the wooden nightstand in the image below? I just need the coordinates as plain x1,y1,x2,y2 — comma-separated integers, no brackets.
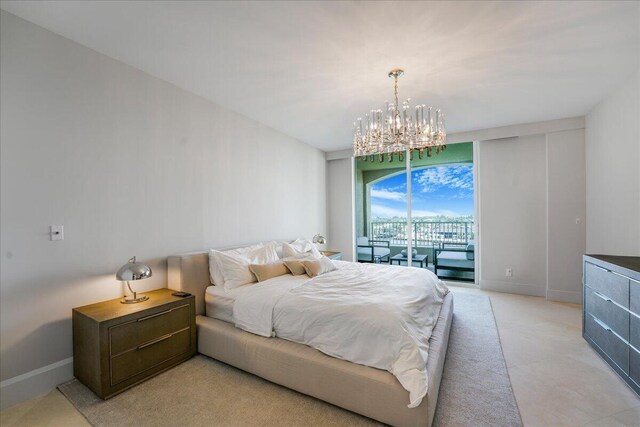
72,288,196,399
321,251,343,260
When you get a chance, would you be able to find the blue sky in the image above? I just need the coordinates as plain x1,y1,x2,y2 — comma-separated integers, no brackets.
370,164,474,218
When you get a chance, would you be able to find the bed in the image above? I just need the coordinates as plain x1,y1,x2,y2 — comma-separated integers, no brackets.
168,249,453,427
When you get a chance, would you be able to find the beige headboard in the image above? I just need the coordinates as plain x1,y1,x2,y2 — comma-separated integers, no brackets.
168,250,210,315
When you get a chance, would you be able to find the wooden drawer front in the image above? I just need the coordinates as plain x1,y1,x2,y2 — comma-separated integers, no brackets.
631,346,640,388
110,327,191,385
631,280,640,315
585,287,630,341
110,304,190,355
631,314,640,349
585,314,629,374
585,262,630,308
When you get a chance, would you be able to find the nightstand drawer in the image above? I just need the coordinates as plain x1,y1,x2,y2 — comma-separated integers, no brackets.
110,304,190,355
111,327,191,385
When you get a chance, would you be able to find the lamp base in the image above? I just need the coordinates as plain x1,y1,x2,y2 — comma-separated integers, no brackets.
120,294,149,304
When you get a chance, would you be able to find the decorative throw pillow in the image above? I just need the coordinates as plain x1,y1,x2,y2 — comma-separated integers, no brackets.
249,261,290,282
302,256,337,278
208,243,263,286
282,238,322,259
282,254,315,276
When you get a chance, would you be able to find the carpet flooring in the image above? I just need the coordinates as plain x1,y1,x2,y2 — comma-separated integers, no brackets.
59,292,522,426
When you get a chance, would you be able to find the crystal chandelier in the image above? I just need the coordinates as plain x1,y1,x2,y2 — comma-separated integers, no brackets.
353,69,446,162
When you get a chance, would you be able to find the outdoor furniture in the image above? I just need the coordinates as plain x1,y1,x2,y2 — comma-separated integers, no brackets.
357,236,391,263
390,253,428,268
434,241,475,282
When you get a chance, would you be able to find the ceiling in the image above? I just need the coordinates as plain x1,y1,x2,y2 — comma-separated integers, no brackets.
1,1,638,152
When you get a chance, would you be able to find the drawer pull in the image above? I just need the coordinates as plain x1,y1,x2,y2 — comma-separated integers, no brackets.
137,333,173,350
137,308,173,322
593,316,612,332
593,291,612,303
590,264,610,273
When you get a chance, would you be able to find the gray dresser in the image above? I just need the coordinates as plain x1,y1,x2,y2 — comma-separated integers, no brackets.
583,255,640,396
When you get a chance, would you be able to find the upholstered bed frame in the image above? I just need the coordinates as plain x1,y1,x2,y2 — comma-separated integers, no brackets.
168,250,453,427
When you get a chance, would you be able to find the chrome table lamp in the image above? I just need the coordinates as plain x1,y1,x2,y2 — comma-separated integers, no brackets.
312,234,326,245
116,256,152,304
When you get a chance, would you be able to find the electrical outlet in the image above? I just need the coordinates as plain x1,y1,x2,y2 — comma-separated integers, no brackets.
50,225,64,241
505,268,512,277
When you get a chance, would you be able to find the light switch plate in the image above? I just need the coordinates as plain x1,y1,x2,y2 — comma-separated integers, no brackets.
50,225,64,241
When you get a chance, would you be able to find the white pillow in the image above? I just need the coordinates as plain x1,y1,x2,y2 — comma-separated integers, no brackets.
282,238,322,259
302,256,338,277
212,243,279,290
262,240,285,259
208,243,263,286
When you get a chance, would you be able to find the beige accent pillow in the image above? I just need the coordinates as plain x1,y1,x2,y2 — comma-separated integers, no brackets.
283,254,315,276
249,261,290,282
283,259,308,276
302,256,337,277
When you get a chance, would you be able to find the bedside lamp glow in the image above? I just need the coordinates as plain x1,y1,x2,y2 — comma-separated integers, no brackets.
116,256,152,304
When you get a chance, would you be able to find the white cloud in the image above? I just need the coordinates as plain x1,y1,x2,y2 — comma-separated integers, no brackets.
414,165,473,195
371,188,405,201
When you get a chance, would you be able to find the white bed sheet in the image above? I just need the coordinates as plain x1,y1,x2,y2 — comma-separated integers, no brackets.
205,285,236,323
205,274,311,323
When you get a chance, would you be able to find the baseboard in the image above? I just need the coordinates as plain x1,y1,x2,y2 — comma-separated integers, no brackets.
0,357,73,410
546,289,582,304
479,279,546,297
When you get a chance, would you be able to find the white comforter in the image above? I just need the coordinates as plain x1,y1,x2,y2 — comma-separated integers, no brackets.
232,261,449,408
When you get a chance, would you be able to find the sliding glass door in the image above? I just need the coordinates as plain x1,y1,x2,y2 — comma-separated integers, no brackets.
355,154,407,265
354,142,475,282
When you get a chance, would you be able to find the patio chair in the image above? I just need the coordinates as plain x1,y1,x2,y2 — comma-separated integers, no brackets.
357,236,391,263
434,241,475,281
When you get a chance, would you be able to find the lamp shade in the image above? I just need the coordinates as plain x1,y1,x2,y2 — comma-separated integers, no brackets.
116,256,152,281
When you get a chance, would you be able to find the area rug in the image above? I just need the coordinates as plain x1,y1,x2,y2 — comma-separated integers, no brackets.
59,292,522,427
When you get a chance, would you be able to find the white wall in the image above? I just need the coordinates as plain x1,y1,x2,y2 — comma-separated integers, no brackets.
326,158,355,261
547,130,587,302
0,11,326,407
585,72,640,256
476,127,586,302
478,135,549,296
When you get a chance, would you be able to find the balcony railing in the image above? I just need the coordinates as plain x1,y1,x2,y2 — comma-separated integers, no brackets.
370,220,474,247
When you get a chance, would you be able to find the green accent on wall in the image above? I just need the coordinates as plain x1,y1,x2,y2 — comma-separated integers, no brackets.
355,142,473,171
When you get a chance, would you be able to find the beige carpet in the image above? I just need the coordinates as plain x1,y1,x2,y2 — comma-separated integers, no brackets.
59,293,522,427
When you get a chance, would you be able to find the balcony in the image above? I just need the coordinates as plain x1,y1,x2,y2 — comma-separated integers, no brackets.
362,220,475,281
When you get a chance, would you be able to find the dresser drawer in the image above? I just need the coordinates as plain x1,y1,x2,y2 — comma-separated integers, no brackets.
585,262,630,308
110,327,191,385
630,346,640,388
631,280,640,315
585,287,630,341
631,314,640,349
110,304,190,355
585,314,629,374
